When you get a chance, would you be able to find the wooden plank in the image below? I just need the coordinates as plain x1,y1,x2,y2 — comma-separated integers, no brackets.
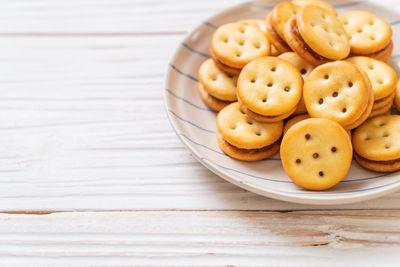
0,35,399,211
0,0,244,34
0,211,398,266
0,0,398,34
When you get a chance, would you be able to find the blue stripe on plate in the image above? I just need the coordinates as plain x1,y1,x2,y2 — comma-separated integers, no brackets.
245,1,365,10
341,173,391,182
168,109,217,134
169,104,399,183
391,54,400,59
182,43,210,58
202,157,291,183
288,179,400,194
179,133,226,155
203,21,218,29
264,157,281,161
169,64,199,82
239,177,400,195
201,153,399,184
166,88,213,112
390,19,400,26
180,132,282,161
334,1,367,8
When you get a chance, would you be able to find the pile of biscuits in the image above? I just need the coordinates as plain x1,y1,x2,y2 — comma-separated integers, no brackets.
197,0,400,191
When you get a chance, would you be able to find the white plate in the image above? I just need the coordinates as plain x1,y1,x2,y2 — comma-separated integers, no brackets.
165,0,400,205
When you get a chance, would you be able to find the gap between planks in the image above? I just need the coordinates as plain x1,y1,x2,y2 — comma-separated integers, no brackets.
0,32,186,36
2,209,400,216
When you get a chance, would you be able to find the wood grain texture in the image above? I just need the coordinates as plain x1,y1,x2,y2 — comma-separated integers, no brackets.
0,0,243,34
0,34,399,211
0,0,400,265
0,0,397,35
0,211,398,266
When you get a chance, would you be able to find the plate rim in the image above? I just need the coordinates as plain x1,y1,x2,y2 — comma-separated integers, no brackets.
164,0,400,205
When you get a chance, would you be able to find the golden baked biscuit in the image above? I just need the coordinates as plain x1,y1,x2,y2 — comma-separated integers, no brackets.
359,40,393,64
266,13,292,53
341,67,374,129
238,19,281,56
281,118,353,190
271,2,302,40
339,11,392,55
354,153,400,173
198,84,232,112
293,98,307,115
238,19,266,33
369,101,392,118
217,102,283,161
217,133,280,162
372,92,395,111
209,48,241,75
283,114,310,135
284,115,352,137
237,57,303,121
278,52,314,79
304,61,371,127
211,22,270,69
198,58,238,102
346,56,397,101
279,52,314,114
285,6,350,65
343,72,374,129
271,44,281,56
395,79,400,112
217,103,283,150
353,115,400,172
285,18,326,65
239,101,297,123
292,0,336,15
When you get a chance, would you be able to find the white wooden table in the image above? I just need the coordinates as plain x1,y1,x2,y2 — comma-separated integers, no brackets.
0,0,400,265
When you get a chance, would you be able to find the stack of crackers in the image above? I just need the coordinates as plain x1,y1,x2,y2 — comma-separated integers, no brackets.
197,0,400,190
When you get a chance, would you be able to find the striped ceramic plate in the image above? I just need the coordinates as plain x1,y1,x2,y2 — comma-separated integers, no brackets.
165,0,400,205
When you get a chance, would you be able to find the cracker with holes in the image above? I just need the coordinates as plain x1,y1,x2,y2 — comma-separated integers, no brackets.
198,58,238,111
210,22,270,75
281,118,353,190
279,52,314,78
198,84,233,112
237,57,303,122
292,0,336,15
395,79,400,112
342,72,374,129
284,5,350,65
365,41,394,64
284,114,351,137
266,2,300,54
278,52,314,115
339,11,393,62
283,114,310,135
353,115,400,172
304,61,373,129
238,19,281,56
238,19,266,33
216,102,283,161
266,14,290,54
346,56,397,116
